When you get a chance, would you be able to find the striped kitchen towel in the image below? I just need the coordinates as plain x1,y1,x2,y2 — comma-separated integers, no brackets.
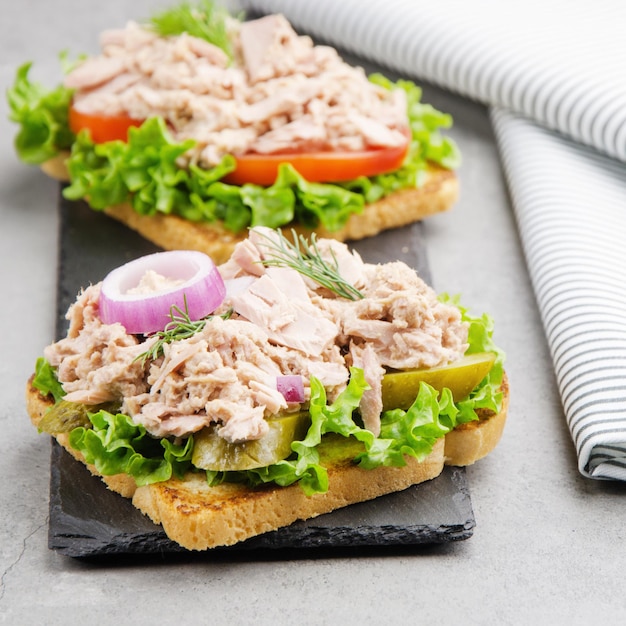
491,110,626,480
240,0,626,480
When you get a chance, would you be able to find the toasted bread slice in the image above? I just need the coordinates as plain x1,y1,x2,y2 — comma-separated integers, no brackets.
42,154,458,264
25,375,507,551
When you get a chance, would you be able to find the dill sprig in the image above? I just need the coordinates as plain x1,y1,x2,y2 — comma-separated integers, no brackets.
136,299,233,366
256,229,364,301
148,1,234,60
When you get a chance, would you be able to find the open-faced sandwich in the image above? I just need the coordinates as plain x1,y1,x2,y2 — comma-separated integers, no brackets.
8,1,460,263
26,227,507,550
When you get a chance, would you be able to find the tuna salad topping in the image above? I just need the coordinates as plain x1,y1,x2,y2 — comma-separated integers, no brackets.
64,13,409,168
44,228,468,442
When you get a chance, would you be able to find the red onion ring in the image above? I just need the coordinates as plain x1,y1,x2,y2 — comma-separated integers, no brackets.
99,250,225,335
276,375,305,403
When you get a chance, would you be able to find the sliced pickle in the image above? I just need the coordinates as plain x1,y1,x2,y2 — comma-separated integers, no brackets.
317,433,365,466
381,352,496,411
37,400,120,434
192,411,311,471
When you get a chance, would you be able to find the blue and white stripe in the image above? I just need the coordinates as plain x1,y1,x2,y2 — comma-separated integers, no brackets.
492,109,626,480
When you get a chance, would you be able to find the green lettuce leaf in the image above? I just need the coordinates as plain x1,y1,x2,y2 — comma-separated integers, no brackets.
275,164,364,230
441,293,505,421
6,62,74,164
69,410,193,486
63,118,202,215
32,357,66,403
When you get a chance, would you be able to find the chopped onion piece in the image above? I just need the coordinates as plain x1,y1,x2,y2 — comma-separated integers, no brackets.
99,250,225,335
276,375,305,403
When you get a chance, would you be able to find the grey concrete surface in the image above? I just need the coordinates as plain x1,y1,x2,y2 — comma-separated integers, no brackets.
1,1,625,624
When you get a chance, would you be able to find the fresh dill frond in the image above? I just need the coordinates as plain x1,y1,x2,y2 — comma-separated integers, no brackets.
136,299,233,366
256,229,364,301
148,0,234,60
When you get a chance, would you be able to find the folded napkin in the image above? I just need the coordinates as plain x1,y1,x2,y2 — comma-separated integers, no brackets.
241,0,626,480
491,110,626,480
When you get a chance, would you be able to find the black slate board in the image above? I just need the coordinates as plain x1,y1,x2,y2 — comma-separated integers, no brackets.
48,192,475,558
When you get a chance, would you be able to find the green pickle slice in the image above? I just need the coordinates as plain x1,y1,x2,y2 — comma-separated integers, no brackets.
37,399,119,434
192,411,311,471
380,352,496,411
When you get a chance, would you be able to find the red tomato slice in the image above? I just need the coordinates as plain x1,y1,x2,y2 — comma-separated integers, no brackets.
69,103,410,184
222,140,410,186
69,105,144,143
